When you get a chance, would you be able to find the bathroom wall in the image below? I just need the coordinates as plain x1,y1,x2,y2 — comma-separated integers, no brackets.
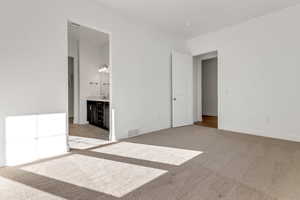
99,43,110,98
79,38,102,124
68,25,110,124
68,26,80,123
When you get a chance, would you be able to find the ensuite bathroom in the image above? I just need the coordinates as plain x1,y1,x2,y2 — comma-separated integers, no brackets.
67,22,111,148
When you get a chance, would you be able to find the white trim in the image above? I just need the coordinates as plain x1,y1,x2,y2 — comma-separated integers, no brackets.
221,127,300,143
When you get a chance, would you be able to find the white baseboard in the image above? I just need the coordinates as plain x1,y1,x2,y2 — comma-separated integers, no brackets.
221,126,300,143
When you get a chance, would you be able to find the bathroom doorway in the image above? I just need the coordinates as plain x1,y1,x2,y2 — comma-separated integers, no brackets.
67,21,112,149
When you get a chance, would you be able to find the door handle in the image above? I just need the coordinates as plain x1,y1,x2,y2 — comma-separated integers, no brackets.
173,98,177,101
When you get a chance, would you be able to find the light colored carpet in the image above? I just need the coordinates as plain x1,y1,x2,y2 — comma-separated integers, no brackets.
22,154,167,198
0,176,65,200
69,136,110,149
1,125,300,199
69,123,109,140
93,142,202,165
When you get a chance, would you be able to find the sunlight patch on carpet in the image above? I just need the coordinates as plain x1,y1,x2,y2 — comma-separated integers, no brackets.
68,136,110,149
93,142,202,165
22,154,167,197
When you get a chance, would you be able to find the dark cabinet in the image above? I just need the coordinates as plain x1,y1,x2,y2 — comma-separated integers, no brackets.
87,101,109,130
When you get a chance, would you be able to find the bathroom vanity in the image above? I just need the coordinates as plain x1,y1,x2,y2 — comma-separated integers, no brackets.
87,98,109,130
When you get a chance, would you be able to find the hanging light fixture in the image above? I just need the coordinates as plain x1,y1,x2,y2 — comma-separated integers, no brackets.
98,64,109,73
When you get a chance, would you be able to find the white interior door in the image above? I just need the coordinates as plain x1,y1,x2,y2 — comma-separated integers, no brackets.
172,51,193,127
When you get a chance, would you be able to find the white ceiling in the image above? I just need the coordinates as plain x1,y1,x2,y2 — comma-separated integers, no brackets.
95,0,300,38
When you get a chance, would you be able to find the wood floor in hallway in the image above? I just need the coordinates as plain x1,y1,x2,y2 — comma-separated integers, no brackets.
195,115,218,128
1,125,300,199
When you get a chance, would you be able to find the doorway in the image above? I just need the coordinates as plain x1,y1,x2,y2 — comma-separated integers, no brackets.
68,57,75,124
193,51,218,128
67,22,112,149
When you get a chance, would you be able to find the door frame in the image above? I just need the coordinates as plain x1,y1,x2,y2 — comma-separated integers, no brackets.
193,50,220,128
66,20,114,150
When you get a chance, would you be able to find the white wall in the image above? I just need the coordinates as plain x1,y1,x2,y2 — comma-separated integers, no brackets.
202,58,218,116
0,0,185,166
193,56,202,122
79,39,103,124
68,30,80,123
188,4,300,142
99,43,110,99
193,57,199,122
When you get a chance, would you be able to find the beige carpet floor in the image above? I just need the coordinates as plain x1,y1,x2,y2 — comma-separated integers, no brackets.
69,136,111,150
68,123,110,149
69,123,109,140
1,125,300,199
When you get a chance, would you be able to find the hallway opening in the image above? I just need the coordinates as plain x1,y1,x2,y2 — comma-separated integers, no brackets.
193,51,218,129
